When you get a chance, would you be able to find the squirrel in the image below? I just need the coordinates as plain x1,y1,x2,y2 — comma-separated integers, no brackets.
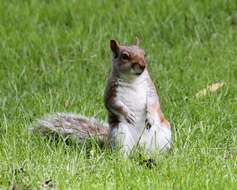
31,38,172,155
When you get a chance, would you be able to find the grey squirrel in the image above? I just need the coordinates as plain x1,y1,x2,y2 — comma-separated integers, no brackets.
31,38,172,155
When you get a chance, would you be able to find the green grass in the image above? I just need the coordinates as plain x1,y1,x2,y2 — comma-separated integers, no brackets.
0,0,237,189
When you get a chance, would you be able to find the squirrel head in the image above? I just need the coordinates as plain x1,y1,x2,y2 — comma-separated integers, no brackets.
110,38,146,77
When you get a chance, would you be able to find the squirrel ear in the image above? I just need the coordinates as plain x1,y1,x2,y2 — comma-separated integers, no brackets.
133,37,140,46
110,40,120,58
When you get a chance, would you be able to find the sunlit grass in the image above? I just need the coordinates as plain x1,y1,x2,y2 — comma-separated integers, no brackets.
0,0,237,189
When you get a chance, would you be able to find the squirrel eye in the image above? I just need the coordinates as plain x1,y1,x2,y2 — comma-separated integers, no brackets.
121,52,129,60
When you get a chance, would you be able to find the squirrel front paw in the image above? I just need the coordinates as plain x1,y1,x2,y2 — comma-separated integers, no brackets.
125,111,136,127
145,113,154,129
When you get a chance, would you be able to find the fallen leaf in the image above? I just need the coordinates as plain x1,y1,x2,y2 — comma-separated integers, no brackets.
208,82,225,91
64,100,70,108
195,82,224,98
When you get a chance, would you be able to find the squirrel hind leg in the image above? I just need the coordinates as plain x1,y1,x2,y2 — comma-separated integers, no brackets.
139,125,172,155
109,123,136,156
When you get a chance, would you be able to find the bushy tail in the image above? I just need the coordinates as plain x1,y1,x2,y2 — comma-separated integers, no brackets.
30,113,109,143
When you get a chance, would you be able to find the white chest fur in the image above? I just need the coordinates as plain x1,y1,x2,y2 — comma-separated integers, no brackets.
110,70,172,155
115,71,148,130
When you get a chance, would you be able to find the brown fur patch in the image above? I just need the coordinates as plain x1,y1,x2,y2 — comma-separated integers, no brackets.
104,75,121,128
157,106,170,128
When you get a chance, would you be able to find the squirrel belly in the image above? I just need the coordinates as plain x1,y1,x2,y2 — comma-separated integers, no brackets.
30,113,109,143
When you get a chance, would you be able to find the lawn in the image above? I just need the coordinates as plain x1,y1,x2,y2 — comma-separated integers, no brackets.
0,0,237,189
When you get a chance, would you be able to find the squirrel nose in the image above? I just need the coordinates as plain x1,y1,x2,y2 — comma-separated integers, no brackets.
132,62,145,70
